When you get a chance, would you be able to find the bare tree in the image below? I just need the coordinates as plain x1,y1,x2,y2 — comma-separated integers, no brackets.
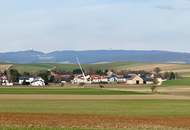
153,67,161,75
150,78,160,94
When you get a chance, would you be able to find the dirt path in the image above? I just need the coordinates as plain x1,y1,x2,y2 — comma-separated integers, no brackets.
0,113,189,129
0,94,190,100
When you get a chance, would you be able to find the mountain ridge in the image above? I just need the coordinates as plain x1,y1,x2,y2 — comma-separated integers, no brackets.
0,50,190,64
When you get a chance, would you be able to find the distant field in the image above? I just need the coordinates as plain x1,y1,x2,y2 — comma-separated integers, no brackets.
0,100,189,116
0,88,145,95
10,64,55,73
0,64,12,72
9,62,190,77
163,77,190,86
11,62,138,73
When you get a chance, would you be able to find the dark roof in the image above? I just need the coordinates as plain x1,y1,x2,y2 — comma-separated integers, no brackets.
141,76,153,81
19,77,33,80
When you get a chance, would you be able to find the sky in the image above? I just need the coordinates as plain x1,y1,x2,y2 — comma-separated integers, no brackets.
0,0,190,53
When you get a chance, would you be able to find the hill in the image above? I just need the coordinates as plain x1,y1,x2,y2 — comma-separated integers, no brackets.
9,62,190,77
0,50,190,64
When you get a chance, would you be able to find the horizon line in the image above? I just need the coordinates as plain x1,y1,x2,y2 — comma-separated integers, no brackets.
0,49,189,54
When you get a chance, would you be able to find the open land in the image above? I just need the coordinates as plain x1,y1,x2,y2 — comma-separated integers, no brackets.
0,87,189,129
9,62,190,77
1,63,190,129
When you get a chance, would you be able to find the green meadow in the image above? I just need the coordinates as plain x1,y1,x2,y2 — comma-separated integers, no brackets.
0,100,189,117
163,77,190,86
0,88,145,95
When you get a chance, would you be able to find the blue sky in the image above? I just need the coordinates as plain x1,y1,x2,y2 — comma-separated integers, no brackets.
0,0,190,52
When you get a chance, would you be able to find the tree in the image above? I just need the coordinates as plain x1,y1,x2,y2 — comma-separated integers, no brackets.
96,69,104,75
7,69,20,82
23,72,31,77
153,67,161,75
73,68,83,74
37,70,51,82
163,72,170,80
86,67,96,75
169,72,176,80
150,78,160,94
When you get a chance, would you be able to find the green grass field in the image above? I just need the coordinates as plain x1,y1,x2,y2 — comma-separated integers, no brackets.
163,77,190,86
0,88,145,95
11,62,138,73
10,64,55,73
0,100,189,117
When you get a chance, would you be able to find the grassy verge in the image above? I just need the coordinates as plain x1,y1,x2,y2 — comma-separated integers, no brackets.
0,88,145,95
163,77,190,86
0,100,189,117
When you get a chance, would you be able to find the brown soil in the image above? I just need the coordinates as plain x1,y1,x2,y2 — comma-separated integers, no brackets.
0,94,190,100
0,113,190,129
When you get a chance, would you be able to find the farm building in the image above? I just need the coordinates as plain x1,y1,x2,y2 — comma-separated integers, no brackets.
125,74,144,85
72,75,91,84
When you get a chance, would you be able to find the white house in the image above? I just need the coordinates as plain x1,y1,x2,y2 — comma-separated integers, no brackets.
156,78,164,86
30,77,45,87
19,77,35,85
72,75,91,84
108,76,117,83
115,75,127,83
19,76,45,86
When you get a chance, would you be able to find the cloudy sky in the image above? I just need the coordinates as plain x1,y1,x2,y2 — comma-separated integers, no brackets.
0,0,190,52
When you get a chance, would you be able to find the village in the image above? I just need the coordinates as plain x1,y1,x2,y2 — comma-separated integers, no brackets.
0,66,177,87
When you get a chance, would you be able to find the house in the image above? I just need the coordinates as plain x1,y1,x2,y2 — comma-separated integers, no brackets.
72,75,91,84
30,77,45,87
91,75,101,84
141,77,154,85
125,74,144,85
19,76,45,86
0,75,13,86
116,75,126,83
91,75,109,84
108,75,117,83
51,72,73,82
19,77,35,85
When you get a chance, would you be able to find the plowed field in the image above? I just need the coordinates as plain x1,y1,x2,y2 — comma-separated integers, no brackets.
0,113,190,129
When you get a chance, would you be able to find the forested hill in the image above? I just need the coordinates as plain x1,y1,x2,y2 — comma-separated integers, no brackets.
0,50,189,64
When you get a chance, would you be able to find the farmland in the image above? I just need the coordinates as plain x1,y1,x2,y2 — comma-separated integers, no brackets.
1,63,190,130
0,99,189,129
0,86,188,129
9,62,190,77
163,77,190,86
0,87,145,95
0,64,12,72
0,100,189,116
